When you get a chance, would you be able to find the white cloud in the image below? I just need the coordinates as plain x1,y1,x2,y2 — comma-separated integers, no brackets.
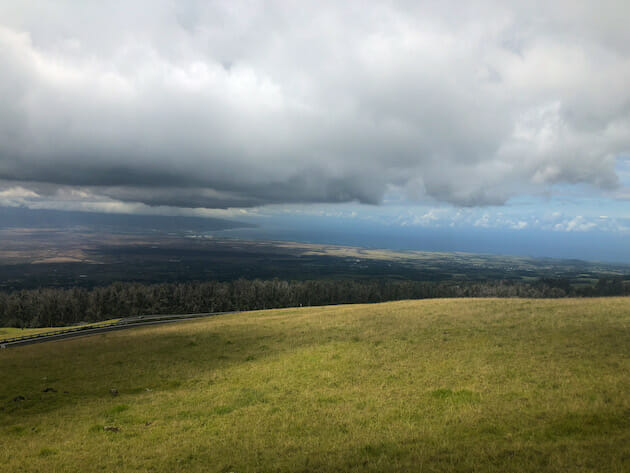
511,221,528,230
0,1,629,210
553,215,597,232
0,186,39,199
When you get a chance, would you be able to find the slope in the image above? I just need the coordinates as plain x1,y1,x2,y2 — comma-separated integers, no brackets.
1,298,630,472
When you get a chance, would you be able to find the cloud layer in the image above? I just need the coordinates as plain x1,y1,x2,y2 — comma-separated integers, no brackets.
1,0,629,209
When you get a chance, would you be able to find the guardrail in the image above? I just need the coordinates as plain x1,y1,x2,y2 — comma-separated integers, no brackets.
0,320,126,344
0,311,230,347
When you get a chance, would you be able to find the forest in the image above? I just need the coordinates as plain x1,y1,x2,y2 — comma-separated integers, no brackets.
1,277,628,328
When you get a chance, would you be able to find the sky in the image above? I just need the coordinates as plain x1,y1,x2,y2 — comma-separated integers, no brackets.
0,1,629,260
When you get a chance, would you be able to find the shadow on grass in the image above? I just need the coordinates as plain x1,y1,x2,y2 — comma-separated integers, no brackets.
0,316,322,420
2,302,630,428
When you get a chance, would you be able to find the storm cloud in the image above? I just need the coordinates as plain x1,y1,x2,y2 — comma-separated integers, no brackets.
1,0,629,209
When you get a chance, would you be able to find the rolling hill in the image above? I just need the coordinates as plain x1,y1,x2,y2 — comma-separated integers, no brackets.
1,298,630,472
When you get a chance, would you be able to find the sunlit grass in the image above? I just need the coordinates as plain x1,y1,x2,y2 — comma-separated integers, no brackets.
1,298,629,472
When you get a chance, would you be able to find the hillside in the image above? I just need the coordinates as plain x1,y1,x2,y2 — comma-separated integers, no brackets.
1,298,630,472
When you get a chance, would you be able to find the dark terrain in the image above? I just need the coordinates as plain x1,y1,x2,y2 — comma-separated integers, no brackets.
1,207,629,329
1,227,629,291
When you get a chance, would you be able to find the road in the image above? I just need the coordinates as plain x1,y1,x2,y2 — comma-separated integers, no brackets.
0,312,232,349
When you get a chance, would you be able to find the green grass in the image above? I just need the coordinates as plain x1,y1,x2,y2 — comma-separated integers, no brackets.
0,319,121,341
1,298,630,472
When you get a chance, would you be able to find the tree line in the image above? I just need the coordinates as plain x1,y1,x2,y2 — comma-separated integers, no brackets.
0,277,628,328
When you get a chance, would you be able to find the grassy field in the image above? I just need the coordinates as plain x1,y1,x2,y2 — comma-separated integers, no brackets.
1,298,629,472
0,319,122,341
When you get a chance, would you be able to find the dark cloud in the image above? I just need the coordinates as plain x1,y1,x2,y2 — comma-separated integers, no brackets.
0,0,629,209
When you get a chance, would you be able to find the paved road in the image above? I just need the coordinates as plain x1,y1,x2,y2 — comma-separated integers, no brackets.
0,312,232,349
